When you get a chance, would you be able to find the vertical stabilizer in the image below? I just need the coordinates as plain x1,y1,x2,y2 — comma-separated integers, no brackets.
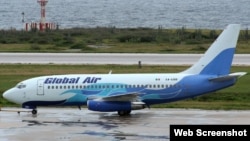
182,24,241,75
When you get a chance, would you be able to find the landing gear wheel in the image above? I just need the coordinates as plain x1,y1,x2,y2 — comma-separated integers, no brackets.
32,109,37,115
118,110,131,116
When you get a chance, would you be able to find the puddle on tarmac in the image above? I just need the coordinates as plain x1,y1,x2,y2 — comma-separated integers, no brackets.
79,130,169,140
23,120,119,130
22,119,168,140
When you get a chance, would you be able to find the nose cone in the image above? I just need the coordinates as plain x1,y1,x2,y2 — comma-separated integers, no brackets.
3,90,11,101
3,88,21,104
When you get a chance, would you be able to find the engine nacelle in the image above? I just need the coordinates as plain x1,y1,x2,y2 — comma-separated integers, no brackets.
87,100,145,112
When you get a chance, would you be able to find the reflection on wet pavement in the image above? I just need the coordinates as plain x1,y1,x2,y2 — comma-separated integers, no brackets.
79,130,169,140
19,110,168,140
1,108,250,141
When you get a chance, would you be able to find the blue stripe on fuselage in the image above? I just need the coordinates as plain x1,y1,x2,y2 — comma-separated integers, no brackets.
143,74,236,105
34,74,236,107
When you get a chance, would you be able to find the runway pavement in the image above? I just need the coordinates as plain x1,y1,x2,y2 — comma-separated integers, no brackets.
0,53,249,65
0,108,250,141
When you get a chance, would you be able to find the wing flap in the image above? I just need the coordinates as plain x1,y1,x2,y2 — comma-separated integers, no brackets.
101,92,140,102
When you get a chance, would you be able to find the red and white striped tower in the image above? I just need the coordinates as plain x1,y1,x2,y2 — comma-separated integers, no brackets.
25,0,56,31
37,0,48,31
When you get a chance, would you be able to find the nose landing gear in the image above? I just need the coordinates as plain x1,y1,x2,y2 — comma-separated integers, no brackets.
22,105,38,115
32,109,37,115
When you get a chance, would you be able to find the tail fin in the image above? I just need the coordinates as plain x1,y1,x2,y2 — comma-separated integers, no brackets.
182,24,241,75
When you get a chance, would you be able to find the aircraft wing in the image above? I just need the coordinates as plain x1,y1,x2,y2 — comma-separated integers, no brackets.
101,92,141,102
209,72,247,82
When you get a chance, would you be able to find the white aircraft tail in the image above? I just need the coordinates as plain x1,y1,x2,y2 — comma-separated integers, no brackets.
182,24,241,75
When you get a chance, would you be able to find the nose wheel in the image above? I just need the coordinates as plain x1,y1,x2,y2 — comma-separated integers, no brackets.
32,109,37,115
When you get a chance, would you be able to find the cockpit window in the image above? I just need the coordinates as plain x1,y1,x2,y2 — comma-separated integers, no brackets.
16,83,26,89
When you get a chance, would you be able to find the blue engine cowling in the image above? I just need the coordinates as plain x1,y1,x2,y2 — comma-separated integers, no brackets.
87,100,131,112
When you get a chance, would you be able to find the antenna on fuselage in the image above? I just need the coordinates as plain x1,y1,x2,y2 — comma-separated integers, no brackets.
109,70,112,74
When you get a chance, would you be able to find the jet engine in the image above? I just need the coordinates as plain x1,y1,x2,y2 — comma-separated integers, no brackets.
87,100,146,112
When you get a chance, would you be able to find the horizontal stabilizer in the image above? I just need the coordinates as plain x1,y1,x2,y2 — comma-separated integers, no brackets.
209,72,247,82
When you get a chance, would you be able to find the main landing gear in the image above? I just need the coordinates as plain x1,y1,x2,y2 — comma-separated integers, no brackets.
118,110,131,116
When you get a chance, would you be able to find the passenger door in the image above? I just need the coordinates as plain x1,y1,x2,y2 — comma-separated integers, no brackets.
37,79,44,95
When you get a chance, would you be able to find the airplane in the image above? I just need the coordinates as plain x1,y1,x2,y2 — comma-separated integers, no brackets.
2,24,246,116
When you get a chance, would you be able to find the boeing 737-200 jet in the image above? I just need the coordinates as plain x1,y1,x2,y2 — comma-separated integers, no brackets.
3,24,246,116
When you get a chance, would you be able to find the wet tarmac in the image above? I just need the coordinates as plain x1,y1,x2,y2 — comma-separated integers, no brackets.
0,108,250,141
